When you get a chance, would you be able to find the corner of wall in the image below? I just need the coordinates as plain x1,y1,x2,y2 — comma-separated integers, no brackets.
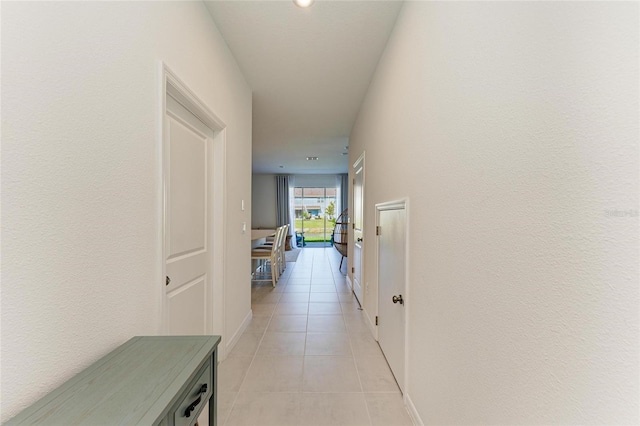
222,308,252,361
404,393,424,426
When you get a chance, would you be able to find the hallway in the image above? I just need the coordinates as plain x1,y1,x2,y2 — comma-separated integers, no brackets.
218,248,413,426
2,0,637,422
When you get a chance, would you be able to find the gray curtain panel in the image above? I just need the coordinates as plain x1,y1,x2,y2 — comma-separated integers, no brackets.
340,173,349,214
275,175,291,227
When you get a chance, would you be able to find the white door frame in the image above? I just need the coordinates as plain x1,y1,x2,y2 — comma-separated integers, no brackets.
375,198,410,393
159,63,227,353
351,152,365,304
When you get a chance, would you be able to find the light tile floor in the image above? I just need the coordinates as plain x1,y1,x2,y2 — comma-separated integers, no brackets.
218,248,413,426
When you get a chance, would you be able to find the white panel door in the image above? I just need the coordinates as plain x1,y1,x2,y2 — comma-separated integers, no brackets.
165,96,212,336
352,156,365,305
378,205,406,392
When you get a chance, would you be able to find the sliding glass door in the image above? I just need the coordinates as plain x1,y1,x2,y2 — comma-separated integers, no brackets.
294,187,337,247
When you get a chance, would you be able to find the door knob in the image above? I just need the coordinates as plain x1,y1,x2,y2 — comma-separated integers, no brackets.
392,294,403,305
357,237,363,242
166,276,171,286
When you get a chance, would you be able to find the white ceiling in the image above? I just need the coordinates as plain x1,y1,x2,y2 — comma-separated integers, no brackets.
204,0,403,174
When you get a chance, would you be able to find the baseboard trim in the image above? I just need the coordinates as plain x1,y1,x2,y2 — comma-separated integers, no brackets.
363,308,377,339
223,309,252,361
405,393,423,426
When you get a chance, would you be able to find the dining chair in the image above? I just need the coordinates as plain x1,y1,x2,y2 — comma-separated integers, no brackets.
255,226,280,256
251,226,283,287
277,224,289,275
256,225,288,273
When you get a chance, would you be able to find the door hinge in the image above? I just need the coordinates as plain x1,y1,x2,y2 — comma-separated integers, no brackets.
352,223,355,230
376,226,381,236
375,316,379,326
351,267,355,273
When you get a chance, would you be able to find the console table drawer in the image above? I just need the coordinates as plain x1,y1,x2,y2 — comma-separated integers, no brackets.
174,361,212,426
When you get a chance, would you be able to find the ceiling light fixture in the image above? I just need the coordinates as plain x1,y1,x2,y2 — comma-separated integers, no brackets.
293,0,314,7
306,156,319,161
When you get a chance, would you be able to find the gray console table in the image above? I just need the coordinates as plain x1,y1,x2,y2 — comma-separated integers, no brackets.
5,335,221,426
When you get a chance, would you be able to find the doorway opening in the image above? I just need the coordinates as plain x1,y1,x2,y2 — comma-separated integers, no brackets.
293,187,337,248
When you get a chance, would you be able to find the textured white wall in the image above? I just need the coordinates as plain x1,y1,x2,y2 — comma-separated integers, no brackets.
350,2,639,424
292,174,340,188
252,174,277,228
1,2,251,420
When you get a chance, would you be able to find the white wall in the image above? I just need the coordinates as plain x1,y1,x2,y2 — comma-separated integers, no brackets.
349,2,638,424
292,174,340,188
1,2,252,420
252,174,277,228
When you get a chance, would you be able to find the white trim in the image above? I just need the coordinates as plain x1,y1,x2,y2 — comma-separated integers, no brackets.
364,308,377,338
346,274,353,291
374,198,409,393
156,61,166,334
222,309,252,361
160,63,170,334
404,198,411,399
376,200,407,211
160,62,226,344
165,71,225,132
351,152,365,306
404,393,423,426
352,151,365,171
212,128,227,352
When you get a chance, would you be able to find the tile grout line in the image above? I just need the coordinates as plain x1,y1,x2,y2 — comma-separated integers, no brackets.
345,314,374,426
298,247,318,419
224,256,299,424
330,247,375,426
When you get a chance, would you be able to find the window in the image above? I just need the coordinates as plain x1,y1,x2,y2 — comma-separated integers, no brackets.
294,187,337,247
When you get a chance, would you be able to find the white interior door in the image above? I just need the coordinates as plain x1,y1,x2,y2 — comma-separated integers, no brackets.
377,204,406,392
352,155,365,305
164,95,213,335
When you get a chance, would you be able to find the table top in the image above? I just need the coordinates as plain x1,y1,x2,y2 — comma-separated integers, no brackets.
251,229,276,240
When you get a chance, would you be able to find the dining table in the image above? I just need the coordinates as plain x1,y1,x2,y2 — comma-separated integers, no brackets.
250,229,276,279
251,229,275,249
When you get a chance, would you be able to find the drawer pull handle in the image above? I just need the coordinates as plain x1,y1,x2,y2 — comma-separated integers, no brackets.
184,384,208,418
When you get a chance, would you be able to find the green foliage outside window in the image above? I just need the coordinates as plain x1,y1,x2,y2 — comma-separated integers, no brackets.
325,201,335,220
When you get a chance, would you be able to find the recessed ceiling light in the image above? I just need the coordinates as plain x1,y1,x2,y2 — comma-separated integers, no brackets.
293,0,314,7
306,156,319,161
